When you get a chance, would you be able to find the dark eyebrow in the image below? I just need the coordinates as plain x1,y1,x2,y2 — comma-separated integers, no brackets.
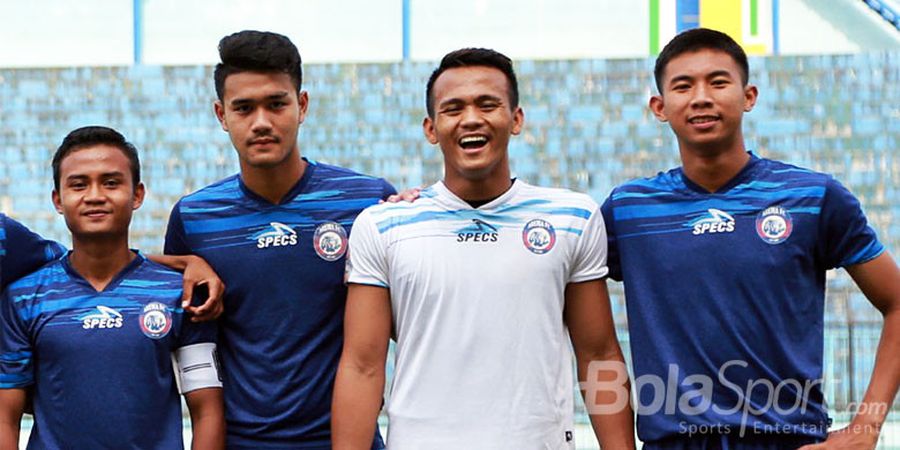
230,91,289,107
668,70,734,87
706,70,734,80
475,94,503,103
437,98,464,109
65,172,125,182
667,75,694,86
438,94,503,109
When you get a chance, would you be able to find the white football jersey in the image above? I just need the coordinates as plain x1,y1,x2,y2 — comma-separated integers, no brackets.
348,180,608,450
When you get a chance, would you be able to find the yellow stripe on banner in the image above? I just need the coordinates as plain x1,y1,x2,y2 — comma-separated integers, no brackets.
700,0,743,45
745,43,767,55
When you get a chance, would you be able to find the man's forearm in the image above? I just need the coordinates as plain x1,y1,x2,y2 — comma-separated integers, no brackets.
147,254,191,271
0,390,25,450
185,388,225,450
577,352,636,449
332,360,385,450
190,414,225,450
0,422,18,450
852,308,900,431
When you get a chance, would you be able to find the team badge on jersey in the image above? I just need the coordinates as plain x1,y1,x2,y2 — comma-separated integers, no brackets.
522,219,556,254
139,302,172,339
756,206,793,244
313,221,348,261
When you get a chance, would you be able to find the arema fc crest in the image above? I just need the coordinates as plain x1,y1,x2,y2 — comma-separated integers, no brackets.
314,221,348,261
756,206,793,244
139,302,172,339
522,219,556,254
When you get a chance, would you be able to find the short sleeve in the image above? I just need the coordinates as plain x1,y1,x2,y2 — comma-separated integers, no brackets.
346,209,390,288
2,215,65,289
568,205,610,283
164,203,191,256
600,195,622,281
0,289,35,389
380,179,398,200
177,315,218,348
817,177,885,269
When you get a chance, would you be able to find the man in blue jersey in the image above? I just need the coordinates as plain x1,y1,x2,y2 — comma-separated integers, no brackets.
333,48,635,449
0,126,225,449
164,30,393,449
601,28,899,449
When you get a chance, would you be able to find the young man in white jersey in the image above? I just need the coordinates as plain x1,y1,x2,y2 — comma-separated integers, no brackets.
332,48,635,449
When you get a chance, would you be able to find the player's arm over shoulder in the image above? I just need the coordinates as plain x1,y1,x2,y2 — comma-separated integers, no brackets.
2,216,65,286
379,177,398,200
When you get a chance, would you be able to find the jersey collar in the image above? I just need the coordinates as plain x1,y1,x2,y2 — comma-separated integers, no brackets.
237,157,316,206
433,178,521,210
61,250,146,294
679,151,762,195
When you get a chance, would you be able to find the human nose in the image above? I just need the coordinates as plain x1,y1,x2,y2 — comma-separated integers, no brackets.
690,84,713,108
250,109,273,133
460,106,484,128
84,183,106,203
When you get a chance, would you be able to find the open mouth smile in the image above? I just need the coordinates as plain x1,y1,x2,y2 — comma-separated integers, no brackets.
459,135,489,150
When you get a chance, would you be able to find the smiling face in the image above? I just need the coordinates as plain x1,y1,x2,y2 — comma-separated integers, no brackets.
52,144,144,241
215,71,308,172
650,48,757,157
424,66,523,189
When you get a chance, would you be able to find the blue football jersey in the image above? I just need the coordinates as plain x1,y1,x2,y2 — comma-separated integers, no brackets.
0,214,64,290
601,153,884,442
0,252,216,450
164,159,393,449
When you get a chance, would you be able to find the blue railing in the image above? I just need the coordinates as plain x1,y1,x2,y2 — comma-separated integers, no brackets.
863,0,900,30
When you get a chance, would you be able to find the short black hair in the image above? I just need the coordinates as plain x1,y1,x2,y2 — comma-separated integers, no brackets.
52,126,141,190
214,30,303,101
654,27,750,93
425,48,519,118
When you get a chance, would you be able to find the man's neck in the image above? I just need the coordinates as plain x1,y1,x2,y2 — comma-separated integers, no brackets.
69,237,136,292
444,169,513,206
240,155,307,204
679,142,750,193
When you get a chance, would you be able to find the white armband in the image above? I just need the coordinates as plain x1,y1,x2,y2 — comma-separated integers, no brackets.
172,342,222,394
